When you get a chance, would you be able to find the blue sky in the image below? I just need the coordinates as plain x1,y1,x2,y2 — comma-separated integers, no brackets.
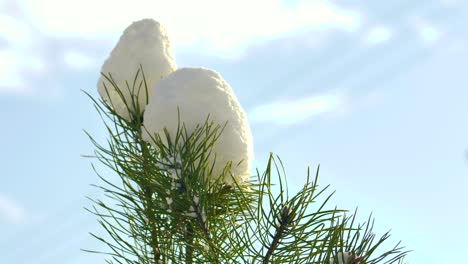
1,0,467,263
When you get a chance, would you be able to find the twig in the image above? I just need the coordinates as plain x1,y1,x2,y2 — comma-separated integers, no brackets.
263,206,291,263
185,222,194,264
144,187,162,263
139,135,162,263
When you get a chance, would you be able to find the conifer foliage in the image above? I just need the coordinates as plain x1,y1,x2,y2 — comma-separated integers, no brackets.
84,19,409,264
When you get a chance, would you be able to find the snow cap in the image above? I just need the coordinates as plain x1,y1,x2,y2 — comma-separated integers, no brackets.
97,19,176,121
143,67,253,185
330,252,361,264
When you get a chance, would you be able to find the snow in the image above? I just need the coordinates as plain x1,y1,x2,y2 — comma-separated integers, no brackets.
330,252,358,264
96,19,253,185
143,68,253,185
97,18,176,121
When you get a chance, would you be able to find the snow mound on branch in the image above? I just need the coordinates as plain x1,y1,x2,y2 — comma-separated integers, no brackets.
97,18,176,121
330,252,358,264
143,68,253,185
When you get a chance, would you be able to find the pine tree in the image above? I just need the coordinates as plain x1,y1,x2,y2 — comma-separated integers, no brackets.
83,70,409,264
83,19,410,264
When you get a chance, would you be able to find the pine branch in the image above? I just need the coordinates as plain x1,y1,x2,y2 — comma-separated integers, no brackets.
84,68,411,264
139,134,162,263
143,187,161,263
189,193,212,249
185,222,194,264
263,205,292,263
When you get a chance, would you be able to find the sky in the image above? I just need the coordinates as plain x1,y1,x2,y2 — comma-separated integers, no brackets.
1,0,467,263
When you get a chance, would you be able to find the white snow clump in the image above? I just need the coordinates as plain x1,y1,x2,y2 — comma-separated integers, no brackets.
97,19,176,121
142,68,253,185
330,252,363,264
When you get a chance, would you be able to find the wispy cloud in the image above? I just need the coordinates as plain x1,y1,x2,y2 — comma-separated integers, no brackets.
420,28,440,44
364,26,393,45
0,0,361,95
16,0,361,56
414,21,441,45
248,93,344,125
0,193,26,223
0,2,47,95
63,50,97,70
0,49,45,93
1,0,364,96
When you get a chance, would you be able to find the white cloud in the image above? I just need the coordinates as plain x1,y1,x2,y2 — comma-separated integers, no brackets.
365,26,392,45
0,14,32,46
18,0,361,57
63,51,96,70
0,194,26,223
417,24,441,45
0,49,45,94
411,18,442,45
0,9,46,94
249,93,344,125
0,50,24,87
